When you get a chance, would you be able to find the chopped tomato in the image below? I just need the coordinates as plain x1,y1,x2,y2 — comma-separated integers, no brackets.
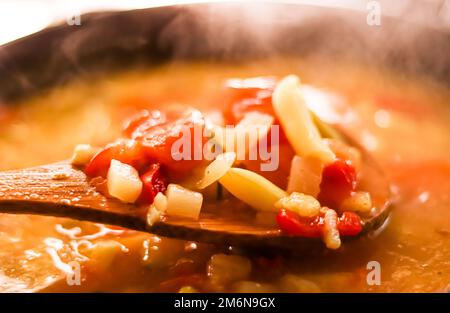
223,77,289,146
137,163,167,205
276,209,363,238
139,111,207,174
84,139,147,178
318,159,357,209
223,77,277,124
86,110,207,179
123,109,166,138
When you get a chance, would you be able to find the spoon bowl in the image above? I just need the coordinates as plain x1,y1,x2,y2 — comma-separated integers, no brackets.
0,132,391,251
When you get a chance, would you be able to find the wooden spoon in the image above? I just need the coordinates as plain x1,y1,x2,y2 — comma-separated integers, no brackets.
0,143,391,252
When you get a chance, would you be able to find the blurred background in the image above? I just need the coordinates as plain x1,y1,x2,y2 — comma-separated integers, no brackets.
1,0,449,45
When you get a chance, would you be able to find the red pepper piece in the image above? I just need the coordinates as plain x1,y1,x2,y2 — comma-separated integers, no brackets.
338,211,363,236
276,209,363,238
276,209,323,238
318,159,357,209
137,163,167,205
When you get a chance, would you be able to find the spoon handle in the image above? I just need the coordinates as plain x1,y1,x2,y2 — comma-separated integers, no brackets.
0,162,147,229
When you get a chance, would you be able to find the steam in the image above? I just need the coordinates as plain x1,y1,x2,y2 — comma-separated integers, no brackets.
1,1,449,102
155,2,449,83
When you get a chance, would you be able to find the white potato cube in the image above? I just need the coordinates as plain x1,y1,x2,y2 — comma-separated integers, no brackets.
107,159,142,203
166,184,203,220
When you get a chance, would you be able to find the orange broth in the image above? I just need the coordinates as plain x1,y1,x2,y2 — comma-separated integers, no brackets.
0,58,448,292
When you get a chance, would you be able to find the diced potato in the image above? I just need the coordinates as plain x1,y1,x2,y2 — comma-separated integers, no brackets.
340,191,373,212
219,167,287,212
147,205,162,226
207,254,252,286
153,192,168,212
287,155,323,197
322,208,341,249
278,274,321,292
71,144,100,166
272,75,335,164
147,192,168,226
166,184,203,220
107,159,143,203
197,152,236,189
87,240,125,269
275,192,321,217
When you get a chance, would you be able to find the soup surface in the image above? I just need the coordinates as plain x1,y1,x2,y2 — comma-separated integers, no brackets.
0,57,449,292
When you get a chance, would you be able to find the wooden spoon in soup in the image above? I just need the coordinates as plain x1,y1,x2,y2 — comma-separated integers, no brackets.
0,75,391,252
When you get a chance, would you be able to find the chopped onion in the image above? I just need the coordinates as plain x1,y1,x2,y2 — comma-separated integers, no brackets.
322,208,341,250
197,152,236,189
287,155,323,197
272,75,335,164
107,159,143,203
219,167,287,212
275,192,321,217
71,144,100,166
166,184,203,220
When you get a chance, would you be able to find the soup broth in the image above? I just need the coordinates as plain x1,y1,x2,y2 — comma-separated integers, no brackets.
0,57,449,292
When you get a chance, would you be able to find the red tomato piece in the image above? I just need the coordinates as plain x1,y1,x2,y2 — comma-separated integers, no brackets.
338,211,363,236
84,139,147,178
140,111,207,174
276,209,323,238
318,159,357,209
223,77,277,124
137,163,167,205
123,109,166,138
223,77,290,146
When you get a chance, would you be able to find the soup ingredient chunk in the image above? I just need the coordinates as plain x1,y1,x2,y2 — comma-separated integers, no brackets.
165,184,203,220
107,159,143,203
